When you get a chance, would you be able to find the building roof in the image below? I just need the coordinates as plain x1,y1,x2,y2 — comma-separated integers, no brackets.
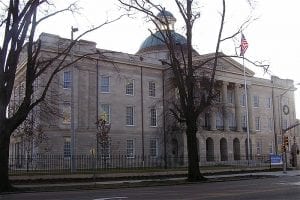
156,10,175,19
137,30,187,54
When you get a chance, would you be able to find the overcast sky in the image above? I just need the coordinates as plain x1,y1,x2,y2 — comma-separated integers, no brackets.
35,0,300,118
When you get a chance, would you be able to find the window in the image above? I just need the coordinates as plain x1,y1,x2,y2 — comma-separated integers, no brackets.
150,139,158,157
204,113,210,129
62,102,71,124
149,81,156,97
100,76,110,93
64,137,71,158
253,95,259,107
126,140,135,158
241,114,247,130
227,90,234,104
125,79,134,95
150,108,157,127
126,106,134,126
266,97,272,108
216,112,223,129
228,112,236,130
100,104,111,124
255,116,260,131
268,142,274,154
63,71,71,89
268,118,273,131
240,93,246,106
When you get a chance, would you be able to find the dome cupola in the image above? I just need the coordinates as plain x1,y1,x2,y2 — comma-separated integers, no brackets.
137,10,188,56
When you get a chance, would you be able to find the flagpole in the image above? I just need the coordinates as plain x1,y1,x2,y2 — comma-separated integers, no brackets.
243,54,251,165
240,33,251,165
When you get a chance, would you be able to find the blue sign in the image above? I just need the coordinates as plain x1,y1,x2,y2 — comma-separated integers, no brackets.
270,155,282,165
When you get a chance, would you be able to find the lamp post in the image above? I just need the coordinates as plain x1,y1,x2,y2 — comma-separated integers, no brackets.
279,83,299,173
70,26,78,173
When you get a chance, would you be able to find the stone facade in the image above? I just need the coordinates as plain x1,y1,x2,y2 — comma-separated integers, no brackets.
9,17,299,167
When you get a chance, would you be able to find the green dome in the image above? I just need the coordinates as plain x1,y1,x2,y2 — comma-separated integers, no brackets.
138,31,187,53
157,10,175,18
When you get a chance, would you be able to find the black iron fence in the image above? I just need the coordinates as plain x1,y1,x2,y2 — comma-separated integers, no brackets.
9,154,273,175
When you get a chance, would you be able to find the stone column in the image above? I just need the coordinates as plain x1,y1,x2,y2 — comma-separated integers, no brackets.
234,83,242,132
222,81,229,131
247,85,255,133
210,108,217,131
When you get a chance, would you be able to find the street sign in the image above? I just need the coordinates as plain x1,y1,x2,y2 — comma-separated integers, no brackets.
270,154,283,165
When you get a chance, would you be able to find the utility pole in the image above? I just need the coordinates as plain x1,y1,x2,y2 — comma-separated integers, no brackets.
70,26,78,173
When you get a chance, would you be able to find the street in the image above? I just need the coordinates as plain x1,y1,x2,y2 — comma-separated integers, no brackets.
1,175,300,200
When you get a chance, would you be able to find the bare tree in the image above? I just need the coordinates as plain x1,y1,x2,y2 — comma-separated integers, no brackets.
96,118,111,167
0,0,122,192
118,0,256,181
12,114,51,171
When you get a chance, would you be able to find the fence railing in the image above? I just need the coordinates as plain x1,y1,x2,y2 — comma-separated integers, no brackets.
9,154,273,175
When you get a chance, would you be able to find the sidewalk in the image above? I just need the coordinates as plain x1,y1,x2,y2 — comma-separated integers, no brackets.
12,169,300,192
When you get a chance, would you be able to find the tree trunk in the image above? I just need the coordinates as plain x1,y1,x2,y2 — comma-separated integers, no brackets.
0,128,14,192
186,121,206,181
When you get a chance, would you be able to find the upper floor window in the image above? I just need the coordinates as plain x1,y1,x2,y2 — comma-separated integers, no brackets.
149,81,156,97
266,97,272,108
240,93,246,106
125,79,134,95
63,71,71,89
126,106,134,126
241,114,248,130
216,112,223,129
253,95,259,107
268,117,273,131
100,76,110,93
227,90,234,104
150,108,157,127
228,112,236,129
255,116,260,131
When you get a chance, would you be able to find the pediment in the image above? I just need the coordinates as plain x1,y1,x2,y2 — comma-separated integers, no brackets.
217,56,254,77
194,53,255,77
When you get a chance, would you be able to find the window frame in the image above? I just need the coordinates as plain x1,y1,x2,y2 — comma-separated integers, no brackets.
63,71,72,89
149,81,156,97
126,106,134,126
266,97,272,108
150,108,157,127
253,95,260,107
126,139,135,158
150,139,158,157
63,137,71,158
100,75,110,93
255,116,260,131
240,93,246,107
125,79,134,96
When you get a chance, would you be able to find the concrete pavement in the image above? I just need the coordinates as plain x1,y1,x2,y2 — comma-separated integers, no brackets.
11,169,300,192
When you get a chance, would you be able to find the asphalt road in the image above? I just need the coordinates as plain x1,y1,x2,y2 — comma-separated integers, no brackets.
1,176,300,200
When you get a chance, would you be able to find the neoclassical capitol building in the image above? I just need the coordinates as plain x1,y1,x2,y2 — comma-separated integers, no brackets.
10,11,299,167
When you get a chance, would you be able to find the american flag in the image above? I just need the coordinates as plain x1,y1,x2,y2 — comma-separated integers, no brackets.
240,33,248,56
